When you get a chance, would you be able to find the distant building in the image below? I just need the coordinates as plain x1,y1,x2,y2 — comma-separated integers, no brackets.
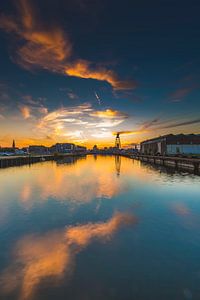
0,147,15,155
93,145,98,151
15,149,26,155
29,145,49,155
21,147,29,154
91,145,104,154
12,140,16,149
122,147,139,155
140,134,200,156
50,143,75,154
74,145,87,153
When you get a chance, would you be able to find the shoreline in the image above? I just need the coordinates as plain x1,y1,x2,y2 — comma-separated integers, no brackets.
1,153,200,175
0,153,86,169
122,154,200,175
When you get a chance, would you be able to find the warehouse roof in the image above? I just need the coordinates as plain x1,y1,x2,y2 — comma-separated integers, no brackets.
141,134,200,145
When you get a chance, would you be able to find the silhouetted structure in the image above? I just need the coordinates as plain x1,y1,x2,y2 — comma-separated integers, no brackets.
74,145,87,153
115,133,121,149
29,145,49,155
12,140,15,149
50,143,74,154
115,155,121,176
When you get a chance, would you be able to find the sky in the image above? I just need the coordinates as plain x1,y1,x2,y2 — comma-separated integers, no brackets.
0,0,200,148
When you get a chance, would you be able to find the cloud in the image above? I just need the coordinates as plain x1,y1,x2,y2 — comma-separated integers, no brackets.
65,212,136,247
60,88,79,100
0,0,136,90
37,104,128,141
65,60,137,90
113,130,145,136
169,87,192,102
90,109,128,119
38,104,92,125
20,95,48,118
63,130,84,139
20,105,31,119
111,118,161,137
0,103,6,120
94,119,125,128
91,131,113,138
67,92,79,100
161,118,200,129
0,0,71,72
0,83,11,107
0,212,137,300
37,106,48,114
140,118,160,130
120,117,200,136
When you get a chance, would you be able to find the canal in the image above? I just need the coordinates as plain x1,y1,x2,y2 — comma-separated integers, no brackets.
0,155,200,300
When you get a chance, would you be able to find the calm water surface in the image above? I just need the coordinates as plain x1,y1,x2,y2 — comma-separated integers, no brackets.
0,155,200,300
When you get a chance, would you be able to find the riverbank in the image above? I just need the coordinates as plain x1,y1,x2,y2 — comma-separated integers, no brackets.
123,154,200,175
0,153,86,168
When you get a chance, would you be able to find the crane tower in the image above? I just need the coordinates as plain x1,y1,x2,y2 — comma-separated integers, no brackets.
115,133,121,149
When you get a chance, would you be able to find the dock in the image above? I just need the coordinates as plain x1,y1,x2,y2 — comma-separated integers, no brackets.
123,154,200,174
0,153,86,169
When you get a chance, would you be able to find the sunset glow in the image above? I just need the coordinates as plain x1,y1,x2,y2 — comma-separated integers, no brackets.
0,0,199,148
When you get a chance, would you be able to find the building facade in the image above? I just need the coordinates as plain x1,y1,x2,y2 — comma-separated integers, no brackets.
50,143,75,154
29,145,49,155
140,134,200,156
74,145,87,153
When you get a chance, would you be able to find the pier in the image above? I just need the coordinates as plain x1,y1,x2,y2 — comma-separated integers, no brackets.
0,153,86,169
124,154,200,174
0,155,54,168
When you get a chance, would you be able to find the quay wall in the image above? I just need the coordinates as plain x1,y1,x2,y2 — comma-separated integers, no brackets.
123,154,200,174
0,153,86,169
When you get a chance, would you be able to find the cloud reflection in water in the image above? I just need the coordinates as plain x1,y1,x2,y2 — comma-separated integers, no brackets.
0,212,138,300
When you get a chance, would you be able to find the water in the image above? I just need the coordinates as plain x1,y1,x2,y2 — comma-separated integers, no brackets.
0,155,200,300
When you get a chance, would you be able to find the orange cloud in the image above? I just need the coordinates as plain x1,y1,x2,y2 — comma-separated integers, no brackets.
35,104,129,143
20,106,31,119
66,212,136,247
0,0,136,90
90,108,128,119
0,212,137,300
0,231,70,300
65,60,136,90
0,0,71,72
113,130,146,136
30,156,127,203
0,0,70,72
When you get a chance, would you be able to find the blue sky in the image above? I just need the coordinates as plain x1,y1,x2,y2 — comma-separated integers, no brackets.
0,0,200,148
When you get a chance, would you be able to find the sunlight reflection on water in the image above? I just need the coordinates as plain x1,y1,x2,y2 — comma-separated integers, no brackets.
0,155,199,300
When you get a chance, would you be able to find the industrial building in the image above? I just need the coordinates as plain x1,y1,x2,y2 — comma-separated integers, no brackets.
140,134,200,156
28,143,86,155
29,145,50,155
50,143,75,154
74,145,87,153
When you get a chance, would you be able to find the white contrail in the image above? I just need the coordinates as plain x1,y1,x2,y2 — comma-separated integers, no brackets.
94,91,101,105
